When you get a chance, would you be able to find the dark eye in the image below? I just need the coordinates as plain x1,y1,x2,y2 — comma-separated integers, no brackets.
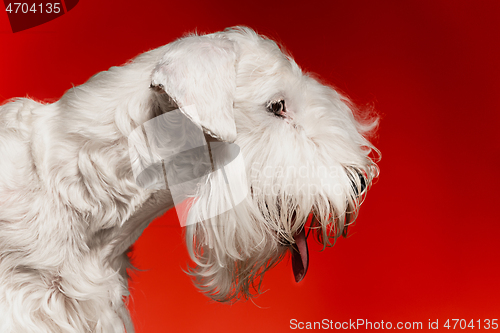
267,100,286,117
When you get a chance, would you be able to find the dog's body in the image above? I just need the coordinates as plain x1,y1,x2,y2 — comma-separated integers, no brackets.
0,27,379,332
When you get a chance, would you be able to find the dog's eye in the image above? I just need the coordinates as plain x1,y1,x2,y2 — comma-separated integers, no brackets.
267,100,286,117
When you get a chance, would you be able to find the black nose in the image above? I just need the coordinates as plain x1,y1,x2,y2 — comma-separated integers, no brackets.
350,169,366,196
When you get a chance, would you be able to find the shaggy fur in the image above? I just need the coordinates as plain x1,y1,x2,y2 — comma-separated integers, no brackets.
0,27,379,332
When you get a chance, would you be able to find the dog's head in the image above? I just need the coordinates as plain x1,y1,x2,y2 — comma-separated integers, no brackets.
147,27,379,302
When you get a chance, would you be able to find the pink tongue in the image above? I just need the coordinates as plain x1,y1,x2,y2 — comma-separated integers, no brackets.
292,228,309,282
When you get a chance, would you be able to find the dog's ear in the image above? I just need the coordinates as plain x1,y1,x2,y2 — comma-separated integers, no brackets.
151,35,238,142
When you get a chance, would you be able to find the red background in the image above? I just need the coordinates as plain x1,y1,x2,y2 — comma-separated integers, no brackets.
1,1,499,332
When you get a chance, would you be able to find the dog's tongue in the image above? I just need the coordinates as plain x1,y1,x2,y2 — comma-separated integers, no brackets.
292,228,309,283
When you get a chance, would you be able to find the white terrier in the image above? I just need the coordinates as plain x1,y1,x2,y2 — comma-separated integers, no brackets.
0,27,379,332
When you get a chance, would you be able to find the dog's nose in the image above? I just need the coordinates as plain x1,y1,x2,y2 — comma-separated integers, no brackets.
350,169,367,196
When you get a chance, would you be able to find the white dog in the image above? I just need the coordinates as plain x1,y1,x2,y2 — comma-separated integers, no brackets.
0,27,379,332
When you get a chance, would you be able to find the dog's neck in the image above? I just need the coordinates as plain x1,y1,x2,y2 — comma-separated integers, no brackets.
32,47,177,259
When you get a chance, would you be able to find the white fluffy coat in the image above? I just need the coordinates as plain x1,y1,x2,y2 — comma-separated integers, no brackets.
0,27,379,332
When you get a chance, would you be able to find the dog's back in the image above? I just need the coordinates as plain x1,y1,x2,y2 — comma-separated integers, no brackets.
0,98,42,219
0,66,148,333
0,42,176,331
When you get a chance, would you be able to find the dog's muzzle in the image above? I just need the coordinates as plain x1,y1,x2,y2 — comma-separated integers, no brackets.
289,172,366,283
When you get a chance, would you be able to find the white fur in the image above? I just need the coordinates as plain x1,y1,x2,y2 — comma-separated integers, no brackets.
0,27,379,332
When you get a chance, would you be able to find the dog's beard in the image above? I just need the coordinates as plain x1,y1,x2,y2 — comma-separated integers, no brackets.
186,215,288,303
185,161,372,302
